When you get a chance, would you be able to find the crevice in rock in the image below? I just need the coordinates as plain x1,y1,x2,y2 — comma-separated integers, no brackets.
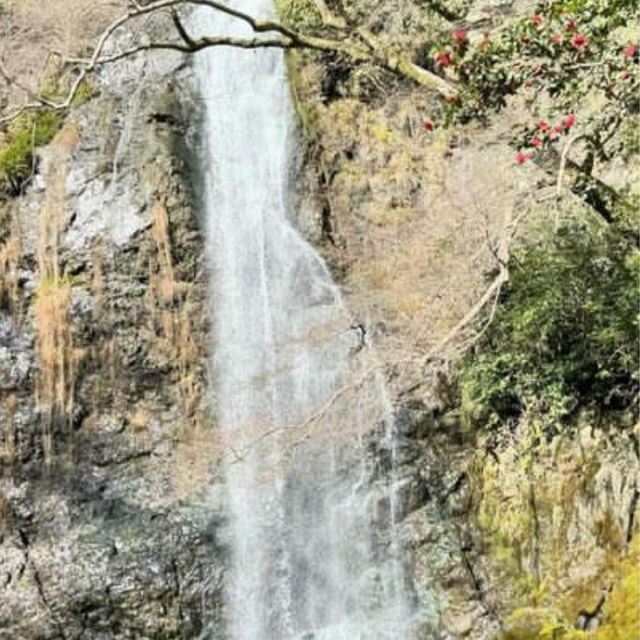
625,485,639,545
459,537,502,631
92,448,154,468
528,482,541,582
17,527,68,639
576,593,606,631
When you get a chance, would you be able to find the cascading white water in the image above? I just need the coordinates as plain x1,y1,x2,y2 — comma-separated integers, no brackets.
194,2,411,638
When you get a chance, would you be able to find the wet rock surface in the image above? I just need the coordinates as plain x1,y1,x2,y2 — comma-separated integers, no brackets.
0,47,226,639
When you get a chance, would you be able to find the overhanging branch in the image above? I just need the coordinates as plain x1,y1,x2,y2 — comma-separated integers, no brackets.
0,0,457,126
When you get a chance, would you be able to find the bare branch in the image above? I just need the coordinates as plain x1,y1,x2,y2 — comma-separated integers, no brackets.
77,37,293,68
1,0,458,126
171,8,197,48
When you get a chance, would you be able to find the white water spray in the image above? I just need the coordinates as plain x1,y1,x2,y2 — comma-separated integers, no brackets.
194,2,411,637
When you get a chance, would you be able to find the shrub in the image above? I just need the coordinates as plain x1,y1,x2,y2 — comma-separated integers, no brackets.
460,221,639,433
0,109,63,196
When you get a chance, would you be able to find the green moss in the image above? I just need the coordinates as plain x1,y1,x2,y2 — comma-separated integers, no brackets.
501,607,588,640
71,79,100,107
595,536,640,640
0,109,64,197
370,122,394,144
497,536,640,640
37,275,77,297
274,0,322,28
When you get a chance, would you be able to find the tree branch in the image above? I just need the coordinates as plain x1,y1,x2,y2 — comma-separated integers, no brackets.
171,8,197,49
1,0,457,127
533,147,640,247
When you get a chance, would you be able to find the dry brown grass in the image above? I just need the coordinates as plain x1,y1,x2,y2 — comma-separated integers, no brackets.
0,205,23,319
34,122,83,464
146,199,202,428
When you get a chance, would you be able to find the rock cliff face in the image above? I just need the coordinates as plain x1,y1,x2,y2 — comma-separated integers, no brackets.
0,48,228,639
0,3,637,640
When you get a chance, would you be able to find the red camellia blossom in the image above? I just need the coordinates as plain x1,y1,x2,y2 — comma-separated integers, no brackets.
435,52,452,67
551,34,564,43
423,120,436,132
566,19,577,32
571,34,588,50
531,14,544,26
538,120,550,132
563,114,577,129
624,44,637,59
530,136,543,148
515,151,534,165
453,29,468,43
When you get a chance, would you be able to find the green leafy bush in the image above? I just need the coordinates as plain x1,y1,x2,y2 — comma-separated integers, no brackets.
460,222,639,432
0,109,63,196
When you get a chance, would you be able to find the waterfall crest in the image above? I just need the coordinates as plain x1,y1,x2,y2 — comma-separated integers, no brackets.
194,2,411,637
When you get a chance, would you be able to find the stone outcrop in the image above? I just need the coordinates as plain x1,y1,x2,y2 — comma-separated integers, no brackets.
0,46,227,639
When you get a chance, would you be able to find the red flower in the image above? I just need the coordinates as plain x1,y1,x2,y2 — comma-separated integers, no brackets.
453,29,468,43
566,19,577,32
571,34,588,50
423,120,436,132
538,120,550,132
531,14,544,26
563,114,577,129
551,34,564,43
515,151,534,165
550,123,563,139
621,70,630,80
530,136,543,148
624,44,637,59
532,64,543,75
435,52,452,67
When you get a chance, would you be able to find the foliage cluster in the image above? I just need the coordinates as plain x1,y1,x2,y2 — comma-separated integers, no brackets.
460,222,638,434
0,109,63,197
0,75,97,199
425,0,638,177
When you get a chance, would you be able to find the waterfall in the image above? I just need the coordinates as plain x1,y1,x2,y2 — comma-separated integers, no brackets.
193,2,411,637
